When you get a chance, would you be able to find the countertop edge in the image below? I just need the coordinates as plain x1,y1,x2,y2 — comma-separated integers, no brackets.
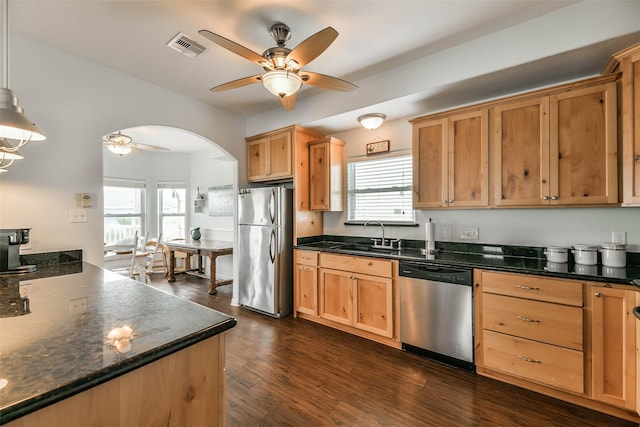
295,244,639,286
0,317,237,424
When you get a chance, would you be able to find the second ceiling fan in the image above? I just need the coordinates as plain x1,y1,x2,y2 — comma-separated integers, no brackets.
198,23,358,110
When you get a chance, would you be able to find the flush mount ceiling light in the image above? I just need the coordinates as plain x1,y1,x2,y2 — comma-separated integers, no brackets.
358,113,386,130
261,70,303,98
0,0,46,160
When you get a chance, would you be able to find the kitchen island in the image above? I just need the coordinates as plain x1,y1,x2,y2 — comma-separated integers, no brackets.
0,258,236,426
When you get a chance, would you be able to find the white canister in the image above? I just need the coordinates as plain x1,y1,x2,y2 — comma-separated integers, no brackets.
600,243,626,268
544,246,568,263
572,244,598,266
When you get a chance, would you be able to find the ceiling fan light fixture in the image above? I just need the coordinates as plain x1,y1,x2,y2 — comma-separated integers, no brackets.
358,113,386,130
107,144,132,156
262,70,302,98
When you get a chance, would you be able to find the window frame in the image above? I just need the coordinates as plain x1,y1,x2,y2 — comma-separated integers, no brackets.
345,153,416,226
157,182,187,241
103,178,146,246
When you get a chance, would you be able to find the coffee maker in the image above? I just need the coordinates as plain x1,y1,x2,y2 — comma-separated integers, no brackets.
0,228,36,274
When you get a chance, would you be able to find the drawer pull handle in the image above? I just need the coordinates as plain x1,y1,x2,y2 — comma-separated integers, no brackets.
517,315,540,323
516,285,540,291
517,355,541,364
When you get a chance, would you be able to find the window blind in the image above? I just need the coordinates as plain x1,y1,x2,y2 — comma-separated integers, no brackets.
347,155,414,223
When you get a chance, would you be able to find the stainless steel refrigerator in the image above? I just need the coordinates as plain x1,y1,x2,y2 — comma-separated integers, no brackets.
238,186,293,318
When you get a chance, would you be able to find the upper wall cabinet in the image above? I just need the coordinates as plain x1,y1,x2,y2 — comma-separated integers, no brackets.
604,42,640,206
411,109,489,209
246,129,292,182
309,137,345,211
493,78,618,207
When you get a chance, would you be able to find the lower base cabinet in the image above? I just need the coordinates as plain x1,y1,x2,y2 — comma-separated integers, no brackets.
294,250,398,346
476,270,639,422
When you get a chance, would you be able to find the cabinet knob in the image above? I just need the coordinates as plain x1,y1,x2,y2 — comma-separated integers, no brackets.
543,196,550,200
551,196,558,200
594,292,601,297
443,200,448,205
448,200,454,204
265,171,270,176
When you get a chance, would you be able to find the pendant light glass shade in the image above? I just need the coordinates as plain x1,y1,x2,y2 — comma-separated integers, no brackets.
262,70,302,98
358,113,386,130
0,136,22,171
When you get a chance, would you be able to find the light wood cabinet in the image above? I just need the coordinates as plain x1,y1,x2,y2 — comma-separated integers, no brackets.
590,285,636,410
411,109,489,208
604,42,640,206
493,78,618,206
477,271,584,394
477,270,640,422
246,130,292,182
309,137,345,211
319,253,394,338
246,125,325,243
294,250,318,316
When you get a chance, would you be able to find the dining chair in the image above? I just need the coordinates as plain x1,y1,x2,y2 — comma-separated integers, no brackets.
110,231,140,279
139,233,164,282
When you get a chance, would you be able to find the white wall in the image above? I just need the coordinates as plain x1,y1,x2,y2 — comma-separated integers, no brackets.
323,117,640,252
0,35,246,269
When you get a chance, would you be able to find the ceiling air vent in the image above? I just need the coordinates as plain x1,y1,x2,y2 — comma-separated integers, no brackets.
166,32,206,58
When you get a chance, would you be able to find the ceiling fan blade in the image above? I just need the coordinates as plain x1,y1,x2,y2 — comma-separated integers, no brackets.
210,75,262,92
300,71,358,92
131,147,145,155
198,30,265,65
280,94,296,111
132,143,169,152
286,27,338,67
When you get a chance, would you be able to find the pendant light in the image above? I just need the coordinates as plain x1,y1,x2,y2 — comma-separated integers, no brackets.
0,0,46,159
0,137,22,172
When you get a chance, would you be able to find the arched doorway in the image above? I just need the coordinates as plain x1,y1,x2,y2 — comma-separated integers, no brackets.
102,125,240,306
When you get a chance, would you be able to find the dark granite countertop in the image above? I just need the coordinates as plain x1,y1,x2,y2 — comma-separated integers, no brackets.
296,236,640,286
0,261,236,424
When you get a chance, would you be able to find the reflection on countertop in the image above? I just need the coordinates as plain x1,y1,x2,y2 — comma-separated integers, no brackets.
296,236,640,286
0,256,236,424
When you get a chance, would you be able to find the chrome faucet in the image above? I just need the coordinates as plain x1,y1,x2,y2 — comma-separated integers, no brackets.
364,220,386,247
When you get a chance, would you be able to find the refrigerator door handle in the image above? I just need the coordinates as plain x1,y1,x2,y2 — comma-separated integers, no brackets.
269,228,276,264
269,188,276,224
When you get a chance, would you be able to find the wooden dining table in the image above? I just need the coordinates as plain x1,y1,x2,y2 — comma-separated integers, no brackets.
165,238,233,294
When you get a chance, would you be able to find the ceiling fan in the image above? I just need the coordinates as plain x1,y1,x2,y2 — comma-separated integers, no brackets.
102,132,169,156
198,23,358,110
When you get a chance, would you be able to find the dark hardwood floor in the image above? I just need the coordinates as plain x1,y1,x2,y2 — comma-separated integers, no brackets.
148,274,636,426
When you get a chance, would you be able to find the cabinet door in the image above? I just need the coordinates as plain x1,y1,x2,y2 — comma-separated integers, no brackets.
266,131,292,179
247,138,268,181
309,141,329,210
550,83,618,205
620,51,640,205
448,110,489,207
413,118,448,208
591,286,636,410
353,274,393,338
492,97,550,206
295,264,318,316
319,268,352,326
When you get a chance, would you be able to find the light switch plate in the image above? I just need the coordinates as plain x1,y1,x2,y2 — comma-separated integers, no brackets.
69,209,88,223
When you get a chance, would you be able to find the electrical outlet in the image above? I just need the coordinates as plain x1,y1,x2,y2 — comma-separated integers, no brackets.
612,231,626,245
459,227,479,240
443,226,452,239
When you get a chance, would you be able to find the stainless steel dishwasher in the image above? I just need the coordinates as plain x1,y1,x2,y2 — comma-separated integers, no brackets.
399,260,474,370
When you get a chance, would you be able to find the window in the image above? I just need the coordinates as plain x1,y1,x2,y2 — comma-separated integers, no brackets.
158,183,186,241
347,154,414,223
103,179,146,246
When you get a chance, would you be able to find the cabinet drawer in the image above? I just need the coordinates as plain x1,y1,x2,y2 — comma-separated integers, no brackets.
483,293,583,351
320,253,392,278
482,271,582,306
483,330,584,394
295,250,318,267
